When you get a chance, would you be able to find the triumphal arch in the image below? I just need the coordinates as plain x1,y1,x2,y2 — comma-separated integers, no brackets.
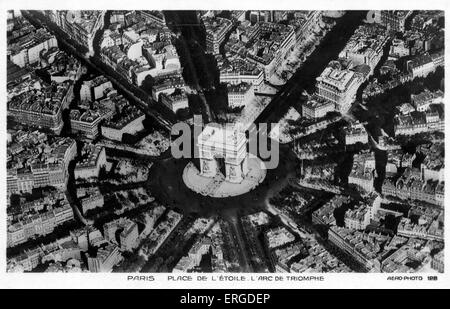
197,124,249,183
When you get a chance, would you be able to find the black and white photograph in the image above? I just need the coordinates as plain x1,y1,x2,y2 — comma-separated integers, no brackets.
1,0,449,290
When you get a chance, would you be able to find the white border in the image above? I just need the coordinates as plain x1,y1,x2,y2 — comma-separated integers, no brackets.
1,0,449,289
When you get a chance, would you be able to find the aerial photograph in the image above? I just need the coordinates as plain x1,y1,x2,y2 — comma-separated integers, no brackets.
6,10,445,274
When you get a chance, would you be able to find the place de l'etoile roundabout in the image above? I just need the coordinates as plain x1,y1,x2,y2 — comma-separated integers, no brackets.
146,124,298,218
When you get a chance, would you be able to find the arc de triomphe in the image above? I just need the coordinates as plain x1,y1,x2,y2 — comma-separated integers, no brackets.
197,124,249,183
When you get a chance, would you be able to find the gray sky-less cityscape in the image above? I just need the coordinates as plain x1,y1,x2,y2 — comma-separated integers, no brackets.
6,10,444,274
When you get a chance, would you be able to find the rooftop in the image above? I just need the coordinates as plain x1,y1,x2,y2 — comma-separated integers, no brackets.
8,80,72,116
317,66,356,91
8,28,56,55
227,82,253,93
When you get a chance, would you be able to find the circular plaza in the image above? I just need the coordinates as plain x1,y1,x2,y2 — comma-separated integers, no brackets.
182,155,267,198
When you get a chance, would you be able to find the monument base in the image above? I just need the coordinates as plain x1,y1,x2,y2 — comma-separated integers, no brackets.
183,155,266,198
